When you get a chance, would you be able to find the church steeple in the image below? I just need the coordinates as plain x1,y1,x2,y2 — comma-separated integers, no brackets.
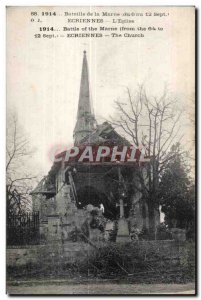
73,51,96,145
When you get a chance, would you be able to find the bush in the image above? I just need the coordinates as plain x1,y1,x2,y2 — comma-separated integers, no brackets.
74,242,195,283
156,223,172,240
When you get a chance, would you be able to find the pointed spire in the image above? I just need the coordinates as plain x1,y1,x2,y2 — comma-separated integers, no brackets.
73,51,96,145
77,50,91,118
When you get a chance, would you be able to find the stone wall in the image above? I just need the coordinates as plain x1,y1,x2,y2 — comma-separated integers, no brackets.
7,246,44,267
7,242,94,267
7,240,188,268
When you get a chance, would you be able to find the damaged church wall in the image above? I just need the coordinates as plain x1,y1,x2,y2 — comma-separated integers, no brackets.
32,164,161,244
43,167,106,243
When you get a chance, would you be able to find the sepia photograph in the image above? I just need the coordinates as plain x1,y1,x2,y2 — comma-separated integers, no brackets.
6,6,196,295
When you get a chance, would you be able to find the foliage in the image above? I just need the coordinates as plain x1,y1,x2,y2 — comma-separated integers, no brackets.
179,242,196,280
158,144,195,237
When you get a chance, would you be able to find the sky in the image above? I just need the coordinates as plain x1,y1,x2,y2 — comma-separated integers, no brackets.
6,6,195,177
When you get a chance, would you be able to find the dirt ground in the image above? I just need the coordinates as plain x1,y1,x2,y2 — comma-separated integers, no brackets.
7,281,196,295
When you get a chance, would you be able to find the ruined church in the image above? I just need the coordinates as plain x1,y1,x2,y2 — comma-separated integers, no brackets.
32,51,160,243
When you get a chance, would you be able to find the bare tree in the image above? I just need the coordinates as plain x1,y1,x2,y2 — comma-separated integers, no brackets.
6,112,36,216
111,86,182,236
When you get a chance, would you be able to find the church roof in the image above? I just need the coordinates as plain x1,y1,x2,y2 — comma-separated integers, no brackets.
80,121,130,146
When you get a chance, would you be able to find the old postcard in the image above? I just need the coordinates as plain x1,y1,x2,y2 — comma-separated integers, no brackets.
6,6,196,295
